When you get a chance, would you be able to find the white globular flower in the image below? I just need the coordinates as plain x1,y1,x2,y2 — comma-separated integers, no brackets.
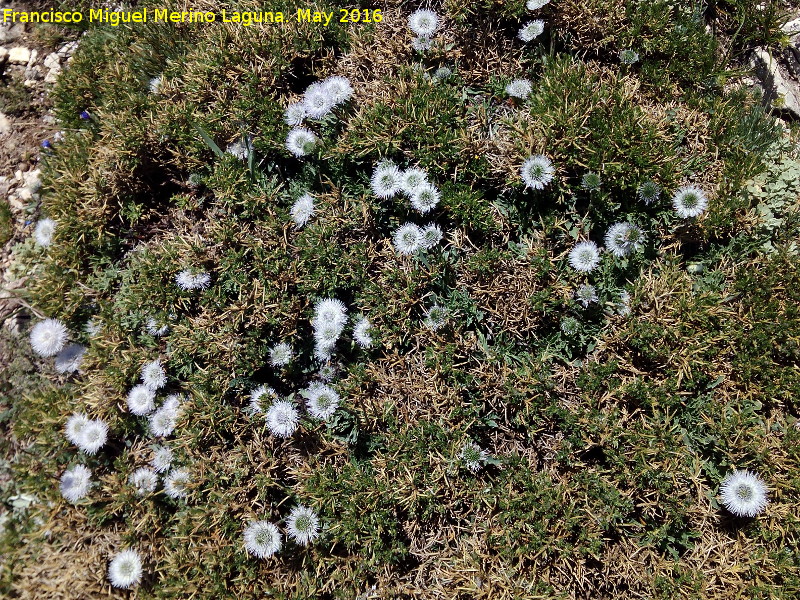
65,413,90,446
560,316,580,336
318,363,337,381
303,382,341,420
408,9,440,36
84,317,102,338
371,163,403,198
290,193,315,228
323,75,354,105
265,400,300,438
127,384,156,416
285,127,318,158
604,222,645,258
284,101,307,126
54,343,86,374
672,185,709,218
506,78,532,99
520,155,554,190
76,419,108,455
424,304,448,331
460,442,489,473
619,49,640,65
163,468,190,499
148,75,163,94
150,445,173,473
34,218,56,247
60,464,92,503
303,81,335,120
249,385,278,414
286,505,320,546
719,470,769,518
637,180,661,205
175,270,211,291
149,399,181,437
141,359,167,390
269,342,293,367
243,521,282,558
108,549,143,589
29,318,69,357
411,35,434,52
518,20,545,42
568,241,601,273
527,0,550,8
145,316,168,337
353,316,374,348
420,224,443,250
129,467,158,495
393,223,423,255
400,167,428,196
574,284,599,308
313,298,348,330
226,140,250,161
410,182,441,214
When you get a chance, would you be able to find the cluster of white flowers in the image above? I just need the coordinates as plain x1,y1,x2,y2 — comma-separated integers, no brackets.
312,297,348,360
424,304,448,331
408,9,440,51
141,359,167,390
150,445,173,473
65,413,109,455
249,385,279,414
149,394,182,437
243,504,320,559
163,467,191,499
127,384,156,415
392,222,443,255
175,269,211,290
506,78,533,100
129,467,158,495
284,76,352,157
145,315,169,336
352,316,373,348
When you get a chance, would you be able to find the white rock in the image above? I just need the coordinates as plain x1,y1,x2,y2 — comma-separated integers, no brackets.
44,66,60,84
7,46,30,64
0,47,7,63
751,48,800,118
0,113,10,135
43,52,60,70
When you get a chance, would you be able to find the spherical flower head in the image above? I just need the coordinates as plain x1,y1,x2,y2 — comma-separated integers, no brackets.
619,49,640,65
269,342,293,367
520,155,554,190
77,419,108,455
581,171,602,191
527,0,550,9
393,223,423,255
353,316,374,348
411,35,434,52
289,193,316,228
266,400,300,437
127,384,156,416
108,549,143,589
148,75,162,94
163,468,190,499
60,464,92,503
323,75,353,105
175,269,211,290
568,241,601,273
141,359,167,390
719,470,769,517
286,505,320,546
313,341,334,362
408,9,439,36
30,318,69,357
371,163,403,198
150,445,173,473
518,20,545,42
303,81,335,120
243,521,282,558
420,224,444,250
314,323,343,352
34,218,56,247
410,182,441,214
400,167,428,196
506,78,532,99
54,344,86,374
313,298,348,330
145,316,169,336
65,413,90,446
672,185,709,218
303,382,341,420
84,317,102,337
284,101,306,126
249,385,278,414
285,127,318,158
424,304,448,331
460,442,488,473
637,180,661,205
574,284,598,308
605,222,645,258
318,363,337,381
226,140,250,161
560,316,580,336
129,467,158,495
149,404,179,437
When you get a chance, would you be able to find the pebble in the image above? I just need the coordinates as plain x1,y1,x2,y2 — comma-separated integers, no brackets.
8,46,30,64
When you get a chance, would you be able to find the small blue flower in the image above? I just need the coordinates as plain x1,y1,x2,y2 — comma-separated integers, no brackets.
41,139,52,149
79,110,91,120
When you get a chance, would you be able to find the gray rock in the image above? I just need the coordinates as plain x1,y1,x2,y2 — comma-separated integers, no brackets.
0,112,9,135
751,48,800,119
